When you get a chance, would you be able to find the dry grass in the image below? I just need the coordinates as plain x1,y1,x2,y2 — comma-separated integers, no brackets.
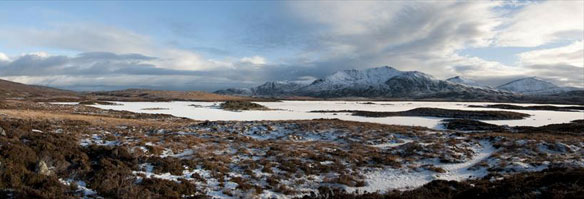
88,89,266,102
1,99,582,198
0,109,188,127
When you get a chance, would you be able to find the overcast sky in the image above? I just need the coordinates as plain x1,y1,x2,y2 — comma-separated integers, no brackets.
0,1,582,91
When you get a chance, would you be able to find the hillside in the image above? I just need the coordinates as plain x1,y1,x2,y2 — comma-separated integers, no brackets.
0,79,79,100
89,89,267,102
217,66,514,100
496,77,575,94
446,76,487,88
216,66,584,104
0,79,263,102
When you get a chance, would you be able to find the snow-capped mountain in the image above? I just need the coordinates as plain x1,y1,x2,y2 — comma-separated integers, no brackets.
216,66,512,99
252,80,313,96
496,77,572,94
446,76,486,88
215,80,312,96
302,66,403,92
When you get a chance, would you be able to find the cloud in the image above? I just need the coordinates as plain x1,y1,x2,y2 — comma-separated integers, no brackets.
0,52,187,76
0,1,582,90
0,52,9,61
514,41,584,87
495,1,584,47
0,24,216,71
276,1,582,87
239,56,267,65
0,52,320,91
518,40,583,67
280,1,509,79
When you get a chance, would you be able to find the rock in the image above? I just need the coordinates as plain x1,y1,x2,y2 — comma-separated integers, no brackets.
0,127,5,136
36,160,52,176
54,129,64,134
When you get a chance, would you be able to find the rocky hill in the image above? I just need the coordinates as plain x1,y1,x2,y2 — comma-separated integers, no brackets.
216,66,513,100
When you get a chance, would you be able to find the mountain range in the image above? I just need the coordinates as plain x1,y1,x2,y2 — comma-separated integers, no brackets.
216,66,581,100
1,66,581,104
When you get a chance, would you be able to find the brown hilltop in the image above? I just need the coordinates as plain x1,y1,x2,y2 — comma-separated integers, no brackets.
88,89,269,102
0,79,266,102
0,79,79,101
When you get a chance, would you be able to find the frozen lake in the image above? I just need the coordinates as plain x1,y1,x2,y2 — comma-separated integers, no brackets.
87,101,584,129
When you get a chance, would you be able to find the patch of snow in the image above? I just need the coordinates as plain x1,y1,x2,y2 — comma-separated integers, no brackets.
58,178,99,198
80,134,120,147
370,139,414,148
348,140,496,193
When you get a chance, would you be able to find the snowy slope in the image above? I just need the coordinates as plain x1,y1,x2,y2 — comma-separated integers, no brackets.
252,80,313,96
446,76,486,88
496,77,571,94
216,66,515,99
303,66,403,91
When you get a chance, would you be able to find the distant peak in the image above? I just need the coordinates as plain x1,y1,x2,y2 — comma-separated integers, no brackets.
377,65,397,70
511,76,547,83
446,76,484,87
497,76,559,93
524,76,539,80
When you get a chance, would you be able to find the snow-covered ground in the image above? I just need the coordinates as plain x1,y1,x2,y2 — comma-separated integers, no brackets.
58,178,100,198
86,101,583,129
347,140,496,193
72,117,583,198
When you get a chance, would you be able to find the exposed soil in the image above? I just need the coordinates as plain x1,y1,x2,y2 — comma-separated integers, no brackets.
312,108,530,120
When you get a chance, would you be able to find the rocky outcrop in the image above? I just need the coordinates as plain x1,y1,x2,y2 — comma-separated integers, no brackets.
36,160,52,176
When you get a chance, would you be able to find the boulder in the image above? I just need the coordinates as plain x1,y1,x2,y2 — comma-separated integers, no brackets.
36,160,52,176
0,127,5,136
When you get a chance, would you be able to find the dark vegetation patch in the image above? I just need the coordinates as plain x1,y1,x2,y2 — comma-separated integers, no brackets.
515,119,584,135
0,118,205,198
141,107,170,110
298,168,584,199
442,119,509,131
78,101,119,105
312,108,529,120
444,119,584,134
468,104,584,112
219,101,269,111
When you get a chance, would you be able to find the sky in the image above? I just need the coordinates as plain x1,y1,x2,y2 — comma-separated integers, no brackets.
0,1,582,91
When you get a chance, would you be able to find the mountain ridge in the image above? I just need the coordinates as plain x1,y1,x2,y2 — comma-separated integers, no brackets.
215,66,582,101
446,76,487,88
495,77,576,94
216,66,514,100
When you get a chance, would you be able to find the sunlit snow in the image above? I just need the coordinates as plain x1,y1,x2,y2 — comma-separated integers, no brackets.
87,101,583,129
